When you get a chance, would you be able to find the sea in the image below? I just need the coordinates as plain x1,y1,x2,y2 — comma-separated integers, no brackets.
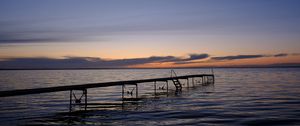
0,68,300,126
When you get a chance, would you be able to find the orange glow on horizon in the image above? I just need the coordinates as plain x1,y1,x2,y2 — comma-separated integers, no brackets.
130,55,300,68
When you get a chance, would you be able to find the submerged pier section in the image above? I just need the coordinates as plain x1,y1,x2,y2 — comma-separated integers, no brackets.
0,72,214,111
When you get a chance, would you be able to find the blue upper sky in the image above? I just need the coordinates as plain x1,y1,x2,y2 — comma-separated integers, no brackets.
0,0,300,68
1,0,299,43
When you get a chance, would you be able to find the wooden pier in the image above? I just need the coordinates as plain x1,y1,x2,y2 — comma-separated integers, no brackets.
0,73,214,111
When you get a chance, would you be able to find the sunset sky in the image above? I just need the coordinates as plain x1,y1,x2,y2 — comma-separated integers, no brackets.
0,0,300,68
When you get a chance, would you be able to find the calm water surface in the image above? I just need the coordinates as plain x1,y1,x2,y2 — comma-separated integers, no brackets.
0,68,300,126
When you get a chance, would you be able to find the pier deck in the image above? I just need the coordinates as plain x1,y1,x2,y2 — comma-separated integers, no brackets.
0,73,214,111
0,74,214,97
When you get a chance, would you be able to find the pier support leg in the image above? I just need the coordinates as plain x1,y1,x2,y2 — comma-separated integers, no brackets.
202,76,204,84
166,81,169,94
135,84,138,98
187,78,189,88
122,84,124,99
69,89,87,112
69,90,72,112
192,77,195,87
84,89,87,111
154,81,157,96
207,76,209,84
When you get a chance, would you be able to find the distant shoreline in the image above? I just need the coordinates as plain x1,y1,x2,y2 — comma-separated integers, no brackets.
1,66,300,70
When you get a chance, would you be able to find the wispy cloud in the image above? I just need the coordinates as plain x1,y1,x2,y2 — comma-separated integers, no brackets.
210,53,293,61
0,37,65,43
0,30,71,44
273,53,288,57
0,21,104,44
211,55,265,61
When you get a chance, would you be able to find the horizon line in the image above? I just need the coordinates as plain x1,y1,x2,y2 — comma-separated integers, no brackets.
1,65,300,71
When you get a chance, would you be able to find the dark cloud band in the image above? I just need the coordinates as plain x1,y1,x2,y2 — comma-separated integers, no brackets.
0,53,209,69
0,53,295,69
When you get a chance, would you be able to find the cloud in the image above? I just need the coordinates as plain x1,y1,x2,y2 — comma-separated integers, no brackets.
104,56,178,66
0,53,296,69
0,53,209,69
211,55,265,61
0,38,65,43
291,53,300,56
0,15,196,44
0,30,71,44
0,21,104,44
273,53,288,57
183,54,209,61
173,53,209,64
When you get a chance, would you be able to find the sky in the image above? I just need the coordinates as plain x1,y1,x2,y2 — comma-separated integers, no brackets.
0,0,300,68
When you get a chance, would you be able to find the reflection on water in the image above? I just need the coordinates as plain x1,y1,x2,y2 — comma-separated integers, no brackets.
22,84,216,126
1,68,300,125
